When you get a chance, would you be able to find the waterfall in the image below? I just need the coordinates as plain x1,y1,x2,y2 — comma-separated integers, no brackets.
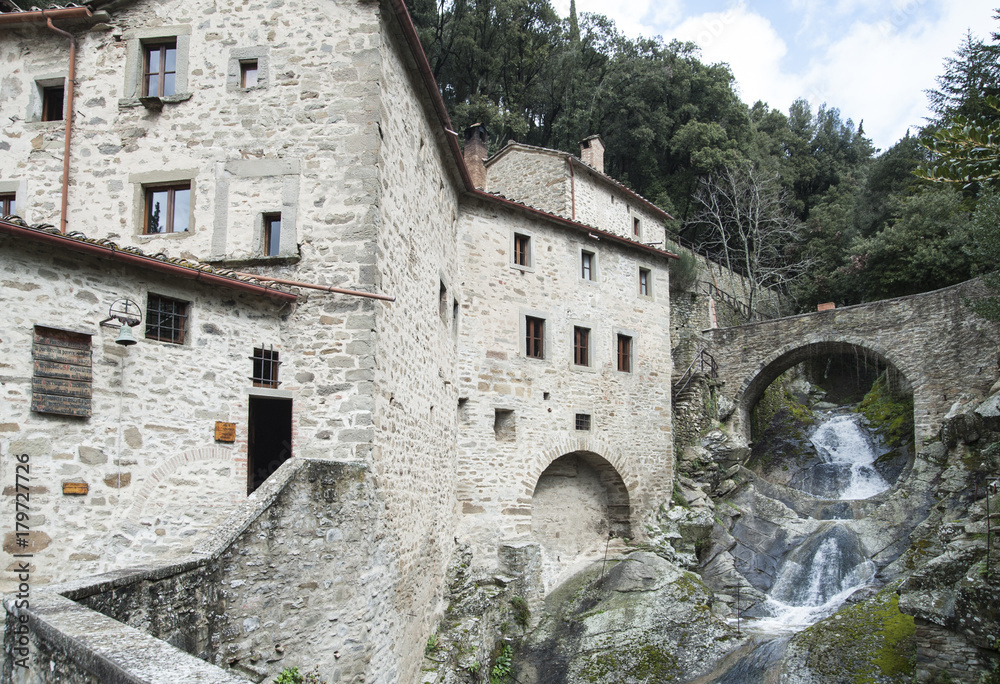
795,411,890,500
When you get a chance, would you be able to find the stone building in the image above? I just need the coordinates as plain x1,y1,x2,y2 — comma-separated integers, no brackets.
0,0,678,680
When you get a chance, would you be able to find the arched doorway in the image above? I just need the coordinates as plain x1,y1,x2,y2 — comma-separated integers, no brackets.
531,451,630,591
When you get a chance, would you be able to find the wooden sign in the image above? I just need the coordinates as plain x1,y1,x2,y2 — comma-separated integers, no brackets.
32,326,92,418
215,422,237,443
817,302,836,312
63,482,89,496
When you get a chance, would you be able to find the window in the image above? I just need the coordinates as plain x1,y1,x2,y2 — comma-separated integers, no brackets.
617,334,632,373
513,232,531,268
146,294,188,344
633,216,641,237
573,326,590,366
439,280,448,321
263,212,281,256
575,413,591,431
240,59,259,88
0,193,15,216
41,85,64,122
639,268,651,297
581,250,594,280
525,316,544,359
144,183,190,234
143,41,177,97
250,345,281,388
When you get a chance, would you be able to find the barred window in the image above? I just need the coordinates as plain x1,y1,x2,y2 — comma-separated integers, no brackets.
575,413,591,431
145,294,188,344
250,345,280,388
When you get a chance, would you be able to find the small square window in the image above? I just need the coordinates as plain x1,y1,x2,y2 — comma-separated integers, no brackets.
146,294,188,345
263,212,281,256
573,326,590,366
513,233,531,268
250,345,281,388
240,59,259,88
143,41,177,97
145,183,190,234
639,268,651,297
525,316,544,359
42,85,64,122
617,334,632,373
581,250,594,280
575,413,591,431
0,193,15,216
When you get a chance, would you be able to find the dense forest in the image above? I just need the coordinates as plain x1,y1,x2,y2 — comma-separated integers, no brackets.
405,0,1000,318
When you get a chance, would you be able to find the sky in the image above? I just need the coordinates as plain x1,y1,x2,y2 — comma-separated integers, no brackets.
550,0,998,152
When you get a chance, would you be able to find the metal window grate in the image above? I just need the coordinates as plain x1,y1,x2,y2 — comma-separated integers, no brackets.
250,345,281,388
145,294,188,344
575,413,591,431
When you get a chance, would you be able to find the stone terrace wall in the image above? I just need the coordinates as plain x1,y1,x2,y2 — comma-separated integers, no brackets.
913,618,996,682
3,458,398,683
455,198,674,576
0,236,285,592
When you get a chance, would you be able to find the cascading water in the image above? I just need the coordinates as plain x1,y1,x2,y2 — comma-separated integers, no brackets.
793,411,890,500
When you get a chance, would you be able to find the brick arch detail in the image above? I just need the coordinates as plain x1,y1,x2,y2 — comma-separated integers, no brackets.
521,435,639,505
126,446,242,525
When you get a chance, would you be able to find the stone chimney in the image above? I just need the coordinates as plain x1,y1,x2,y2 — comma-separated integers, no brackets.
463,124,489,190
580,135,605,173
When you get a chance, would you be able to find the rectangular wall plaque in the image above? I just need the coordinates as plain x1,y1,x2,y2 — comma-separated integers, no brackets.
62,482,89,496
215,421,237,442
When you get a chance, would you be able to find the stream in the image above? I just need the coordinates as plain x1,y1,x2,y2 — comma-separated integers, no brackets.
693,409,888,683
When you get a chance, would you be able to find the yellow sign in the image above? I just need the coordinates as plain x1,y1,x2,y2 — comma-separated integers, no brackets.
215,422,237,442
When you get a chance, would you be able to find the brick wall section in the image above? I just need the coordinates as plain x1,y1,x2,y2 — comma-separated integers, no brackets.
454,198,674,581
705,280,1000,445
0,237,284,591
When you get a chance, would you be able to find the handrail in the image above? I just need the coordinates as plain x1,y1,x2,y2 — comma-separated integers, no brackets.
705,281,753,322
672,349,718,401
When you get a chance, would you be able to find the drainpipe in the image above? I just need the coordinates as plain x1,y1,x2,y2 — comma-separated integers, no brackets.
44,12,85,234
566,156,576,221
0,8,92,233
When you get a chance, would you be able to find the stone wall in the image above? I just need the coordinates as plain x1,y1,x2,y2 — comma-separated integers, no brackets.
913,618,996,682
455,197,674,586
3,458,398,683
0,235,285,591
485,145,569,218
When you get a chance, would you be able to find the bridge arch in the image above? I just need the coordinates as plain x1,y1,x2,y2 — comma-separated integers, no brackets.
733,337,916,440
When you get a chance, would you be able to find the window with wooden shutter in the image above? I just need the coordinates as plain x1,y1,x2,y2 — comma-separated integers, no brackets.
31,326,92,417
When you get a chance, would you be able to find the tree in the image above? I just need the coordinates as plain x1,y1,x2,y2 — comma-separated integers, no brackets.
685,160,810,319
967,189,1000,320
918,97,1000,184
926,30,1000,124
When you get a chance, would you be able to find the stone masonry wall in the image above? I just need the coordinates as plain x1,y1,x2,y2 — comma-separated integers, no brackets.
569,162,665,244
367,9,463,680
455,198,674,582
484,145,569,219
0,236,285,593
913,618,996,682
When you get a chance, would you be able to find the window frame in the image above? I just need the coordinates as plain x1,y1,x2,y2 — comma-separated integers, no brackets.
263,212,282,257
511,229,535,271
143,182,191,235
633,216,641,238
638,267,652,298
250,345,281,389
122,26,190,105
581,249,596,281
573,326,590,367
525,316,545,359
616,333,633,373
145,293,189,345
142,40,178,98
575,413,592,431
240,59,259,89
0,193,15,216
41,84,65,122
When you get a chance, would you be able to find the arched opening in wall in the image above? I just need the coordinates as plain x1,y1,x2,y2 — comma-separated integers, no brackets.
741,342,914,502
531,451,630,592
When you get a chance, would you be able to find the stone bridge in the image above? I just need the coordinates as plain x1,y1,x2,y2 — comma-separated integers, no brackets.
704,280,1000,446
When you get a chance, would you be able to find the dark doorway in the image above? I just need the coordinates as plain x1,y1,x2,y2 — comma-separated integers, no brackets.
247,396,292,494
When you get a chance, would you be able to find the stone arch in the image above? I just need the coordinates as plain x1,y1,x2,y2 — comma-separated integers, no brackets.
733,336,914,440
520,435,640,515
125,446,243,526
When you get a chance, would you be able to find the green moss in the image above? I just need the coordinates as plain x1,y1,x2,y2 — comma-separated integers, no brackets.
856,372,915,451
585,643,680,683
794,584,914,683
